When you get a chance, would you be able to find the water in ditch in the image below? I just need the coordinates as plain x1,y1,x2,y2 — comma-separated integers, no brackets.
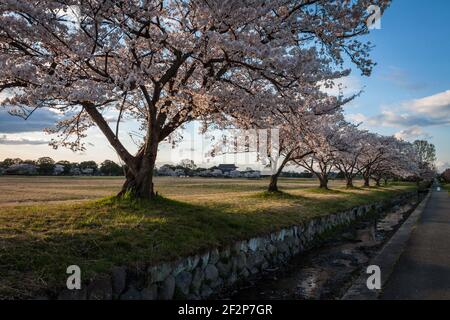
225,200,419,300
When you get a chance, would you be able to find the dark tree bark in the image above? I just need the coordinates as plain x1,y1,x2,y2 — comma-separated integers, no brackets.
268,150,314,192
375,177,381,187
84,104,136,171
118,130,160,199
363,175,370,187
296,157,330,190
268,173,280,192
268,153,291,193
119,153,157,199
85,102,162,200
267,149,307,193
346,176,354,188
317,174,329,189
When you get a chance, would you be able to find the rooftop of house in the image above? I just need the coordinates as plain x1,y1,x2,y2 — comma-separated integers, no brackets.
217,164,238,170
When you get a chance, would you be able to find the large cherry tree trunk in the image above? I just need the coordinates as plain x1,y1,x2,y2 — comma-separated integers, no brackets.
268,173,281,192
345,175,354,188
119,152,157,199
84,104,160,200
363,172,370,187
340,168,354,188
119,131,159,199
374,177,381,187
268,149,295,193
268,150,312,193
317,173,329,189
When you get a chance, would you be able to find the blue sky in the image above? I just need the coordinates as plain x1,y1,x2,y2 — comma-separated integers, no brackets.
0,0,449,171
345,0,450,171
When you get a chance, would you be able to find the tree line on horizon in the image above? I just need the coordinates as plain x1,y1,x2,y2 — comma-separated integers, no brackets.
0,157,122,176
0,157,301,178
0,142,442,189
0,157,256,177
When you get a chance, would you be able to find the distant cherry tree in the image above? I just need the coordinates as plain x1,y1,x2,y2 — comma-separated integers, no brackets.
333,125,368,188
294,112,348,189
441,169,450,183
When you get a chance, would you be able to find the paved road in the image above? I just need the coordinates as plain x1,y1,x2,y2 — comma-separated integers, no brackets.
381,186,450,299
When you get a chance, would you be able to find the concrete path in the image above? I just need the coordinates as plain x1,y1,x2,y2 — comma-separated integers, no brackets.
381,186,450,299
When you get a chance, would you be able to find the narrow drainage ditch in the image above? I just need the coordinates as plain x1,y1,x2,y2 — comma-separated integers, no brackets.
221,195,424,300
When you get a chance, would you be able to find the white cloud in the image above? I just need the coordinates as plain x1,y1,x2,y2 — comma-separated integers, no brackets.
0,134,49,145
436,160,450,173
407,89,450,118
394,126,431,141
361,89,450,128
346,113,367,123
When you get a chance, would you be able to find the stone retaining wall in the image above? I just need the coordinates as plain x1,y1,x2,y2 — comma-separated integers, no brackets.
55,191,417,300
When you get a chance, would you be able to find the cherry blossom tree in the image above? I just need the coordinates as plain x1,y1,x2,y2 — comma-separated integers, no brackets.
370,160,391,186
356,133,386,187
264,93,360,192
356,133,409,187
333,124,368,188
333,128,417,188
226,88,355,192
0,0,390,199
370,138,423,185
294,112,348,189
441,168,450,183
369,141,395,186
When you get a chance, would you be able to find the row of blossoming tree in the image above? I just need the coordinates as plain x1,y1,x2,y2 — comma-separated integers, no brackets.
215,103,436,192
269,114,436,191
1,0,433,201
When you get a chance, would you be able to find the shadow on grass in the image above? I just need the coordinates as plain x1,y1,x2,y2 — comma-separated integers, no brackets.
303,187,345,194
250,190,309,201
251,186,352,200
0,185,416,298
343,186,364,191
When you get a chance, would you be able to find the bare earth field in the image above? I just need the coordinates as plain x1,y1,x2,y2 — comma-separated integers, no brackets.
0,176,416,298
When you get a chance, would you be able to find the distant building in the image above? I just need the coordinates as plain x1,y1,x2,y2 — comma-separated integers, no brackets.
4,163,38,175
217,164,238,173
154,163,261,179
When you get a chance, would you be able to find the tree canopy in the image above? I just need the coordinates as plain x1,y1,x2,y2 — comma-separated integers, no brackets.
1,0,391,198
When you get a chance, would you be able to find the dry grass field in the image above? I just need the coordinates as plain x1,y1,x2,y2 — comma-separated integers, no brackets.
0,176,346,205
0,176,416,298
